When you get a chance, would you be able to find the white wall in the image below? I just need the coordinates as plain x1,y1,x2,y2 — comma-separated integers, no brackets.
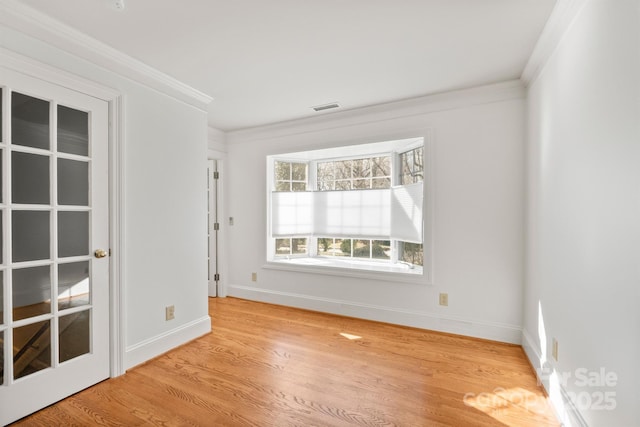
123,85,210,362
225,82,526,343
0,24,211,369
524,0,640,425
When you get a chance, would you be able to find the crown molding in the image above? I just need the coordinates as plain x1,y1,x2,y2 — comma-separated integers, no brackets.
208,126,227,143
0,0,212,111
227,80,525,144
0,46,121,101
521,0,588,85
208,126,227,152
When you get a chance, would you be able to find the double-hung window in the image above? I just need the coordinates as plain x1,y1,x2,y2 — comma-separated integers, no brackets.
268,137,427,277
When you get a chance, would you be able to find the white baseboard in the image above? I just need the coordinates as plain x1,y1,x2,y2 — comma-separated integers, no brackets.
522,329,589,427
124,316,211,370
522,330,544,377
228,285,522,344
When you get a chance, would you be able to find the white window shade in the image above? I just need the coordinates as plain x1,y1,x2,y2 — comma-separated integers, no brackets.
390,182,423,243
271,185,423,242
314,189,390,239
271,191,314,237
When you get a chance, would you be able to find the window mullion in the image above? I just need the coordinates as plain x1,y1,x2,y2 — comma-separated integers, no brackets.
309,236,318,257
309,160,317,191
391,240,399,264
391,151,400,186
350,160,354,188
308,161,315,257
332,163,336,190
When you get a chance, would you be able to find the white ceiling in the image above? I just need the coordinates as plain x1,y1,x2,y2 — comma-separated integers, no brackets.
19,0,556,131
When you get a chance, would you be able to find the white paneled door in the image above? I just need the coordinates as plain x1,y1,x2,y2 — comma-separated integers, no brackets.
0,68,110,425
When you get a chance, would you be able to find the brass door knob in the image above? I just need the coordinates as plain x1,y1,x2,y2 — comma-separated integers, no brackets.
94,249,108,258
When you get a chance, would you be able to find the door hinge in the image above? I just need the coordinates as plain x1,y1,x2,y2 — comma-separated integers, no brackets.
213,171,219,179
214,273,220,282
213,222,220,231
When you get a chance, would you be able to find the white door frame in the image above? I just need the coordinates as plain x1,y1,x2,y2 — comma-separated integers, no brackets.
0,47,127,377
207,159,217,297
208,150,226,298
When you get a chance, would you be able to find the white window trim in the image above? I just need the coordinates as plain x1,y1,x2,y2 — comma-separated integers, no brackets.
263,259,425,284
266,133,434,284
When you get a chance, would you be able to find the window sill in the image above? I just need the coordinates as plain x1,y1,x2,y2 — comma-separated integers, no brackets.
264,257,429,284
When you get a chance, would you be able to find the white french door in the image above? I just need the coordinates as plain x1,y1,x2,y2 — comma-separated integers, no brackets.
0,68,110,425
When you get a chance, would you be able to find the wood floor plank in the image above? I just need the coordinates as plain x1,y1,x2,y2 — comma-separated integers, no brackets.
12,297,559,426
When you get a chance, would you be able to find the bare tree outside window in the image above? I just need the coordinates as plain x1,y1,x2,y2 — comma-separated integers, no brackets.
317,156,391,191
400,242,424,266
318,238,348,257
317,238,390,261
400,147,423,185
275,161,307,192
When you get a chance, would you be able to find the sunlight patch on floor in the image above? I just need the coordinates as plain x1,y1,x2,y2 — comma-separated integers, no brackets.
339,332,362,340
463,386,559,426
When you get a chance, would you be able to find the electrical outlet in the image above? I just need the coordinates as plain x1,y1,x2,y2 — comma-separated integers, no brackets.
439,293,448,306
552,338,558,361
251,272,257,282
165,305,175,321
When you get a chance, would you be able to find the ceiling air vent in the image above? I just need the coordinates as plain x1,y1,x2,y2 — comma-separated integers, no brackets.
312,102,340,112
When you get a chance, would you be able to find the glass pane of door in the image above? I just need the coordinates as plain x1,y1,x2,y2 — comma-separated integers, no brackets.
57,105,88,156
0,150,3,203
59,310,90,363
58,211,89,258
12,211,50,262
13,320,51,380
58,261,90,310
11,92,50,150
12,151,50,204
58,158,88,206
12,266,52,321
0,330,4,385
0,273,4,324
0,196,3,264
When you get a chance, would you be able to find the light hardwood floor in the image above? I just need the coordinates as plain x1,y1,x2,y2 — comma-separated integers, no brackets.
13,297,559,426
